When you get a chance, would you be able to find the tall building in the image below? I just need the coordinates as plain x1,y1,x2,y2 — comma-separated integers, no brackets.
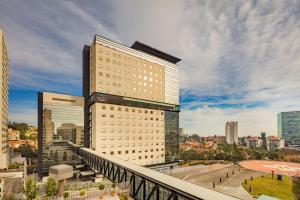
83,35,180,166
225,122,238,144
261,132,267,149
278,111,300,145
38,92,84,177
0,29,9,169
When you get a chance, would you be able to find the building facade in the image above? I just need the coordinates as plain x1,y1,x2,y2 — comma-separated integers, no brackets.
7,128,20,141
0,30,8,169
278,111,300,145
225,122,238,144
83,36,180,166
246,137,262,148
266,136,285,151
38,92,84,177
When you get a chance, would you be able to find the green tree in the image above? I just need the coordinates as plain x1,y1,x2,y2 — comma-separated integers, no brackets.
45,178,58,197
24,177,39,200
18,145,37,158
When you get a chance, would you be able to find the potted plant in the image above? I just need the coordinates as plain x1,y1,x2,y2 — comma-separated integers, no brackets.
98,184,105,199
111,182,117,196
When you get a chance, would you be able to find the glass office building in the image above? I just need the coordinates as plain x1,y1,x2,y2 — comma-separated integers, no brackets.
278,111,300,145
38,92,84,177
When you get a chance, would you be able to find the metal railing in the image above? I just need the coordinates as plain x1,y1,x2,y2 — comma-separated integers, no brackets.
78,148,240,200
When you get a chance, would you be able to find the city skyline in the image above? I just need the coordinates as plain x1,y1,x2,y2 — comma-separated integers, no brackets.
1,0,300,136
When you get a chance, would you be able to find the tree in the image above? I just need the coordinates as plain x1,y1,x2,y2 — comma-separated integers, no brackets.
24,177,39,200
99,184,105,199
18,145,37,158
45,178,58,197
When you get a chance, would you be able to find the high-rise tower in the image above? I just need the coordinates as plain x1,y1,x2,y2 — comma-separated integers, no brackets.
278,111,300,145
225,121,238,144
83,36,180,165
0,29,9,169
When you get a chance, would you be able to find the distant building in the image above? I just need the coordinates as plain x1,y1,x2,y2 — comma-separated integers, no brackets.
28,126,37,132
278,111,300,145
261,132,267,149
7,128,20,141
247,136,262,148
0,29,9,170
266,136,285,151
225,122,238,144
38,92,84,177
179,128,184,136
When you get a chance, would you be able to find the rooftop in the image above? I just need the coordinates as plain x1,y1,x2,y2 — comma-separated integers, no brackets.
131,41,181,64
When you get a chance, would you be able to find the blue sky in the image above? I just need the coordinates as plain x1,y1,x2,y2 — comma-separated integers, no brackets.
1,0,300,136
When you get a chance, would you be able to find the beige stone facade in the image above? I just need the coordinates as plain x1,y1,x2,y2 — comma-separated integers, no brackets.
0,29,8,169
86,36,180,166
90,43,165,103
91,103,165,165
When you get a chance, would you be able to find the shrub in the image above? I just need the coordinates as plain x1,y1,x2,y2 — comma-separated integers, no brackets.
79,189,86,196
99,184,105,190
24,177,39,200
64,192,70,199
45,178,58,197
119,193,128,200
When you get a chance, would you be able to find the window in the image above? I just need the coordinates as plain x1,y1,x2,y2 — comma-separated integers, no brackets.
110,106,114,110
110,151,114,155
118,107,122,111
132,150,135,153
102,105,106,109
125,150,128,154
118,151,121,154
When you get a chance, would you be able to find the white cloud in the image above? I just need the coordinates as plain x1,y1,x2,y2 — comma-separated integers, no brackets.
1,0,300,135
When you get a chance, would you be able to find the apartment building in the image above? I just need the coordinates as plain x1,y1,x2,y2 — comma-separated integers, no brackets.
38,92,84,177
246,136,262,148
83,36,180,166
0,29,8,169
225,121,238,144
266,136,285,151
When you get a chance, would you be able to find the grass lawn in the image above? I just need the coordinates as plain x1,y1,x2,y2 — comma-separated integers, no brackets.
242,174,295,200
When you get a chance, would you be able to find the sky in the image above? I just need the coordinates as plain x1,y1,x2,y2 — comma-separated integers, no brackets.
0,0,300,136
